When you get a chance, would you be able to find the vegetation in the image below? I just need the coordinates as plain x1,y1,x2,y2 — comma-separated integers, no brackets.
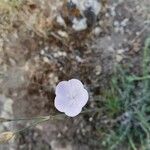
102,37,150,150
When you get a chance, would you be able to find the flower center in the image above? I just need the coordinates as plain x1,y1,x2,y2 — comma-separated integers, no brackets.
67,93,76,100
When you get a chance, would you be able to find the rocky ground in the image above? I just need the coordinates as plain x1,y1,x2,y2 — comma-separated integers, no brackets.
0,0,150,149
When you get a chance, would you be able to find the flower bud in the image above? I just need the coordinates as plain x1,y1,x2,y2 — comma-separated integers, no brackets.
0,132,15,144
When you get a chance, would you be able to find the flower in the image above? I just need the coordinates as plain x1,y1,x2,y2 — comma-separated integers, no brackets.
54,79,89,117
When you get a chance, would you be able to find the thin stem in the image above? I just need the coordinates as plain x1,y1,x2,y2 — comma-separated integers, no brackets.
1,108,102,123
128,135,137,150
127,75,150,82
1,116,50,122
14,116,50,134
2,109,102,135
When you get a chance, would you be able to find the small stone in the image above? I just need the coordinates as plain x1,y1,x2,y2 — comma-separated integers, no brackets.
40,49,45,55
43,57,50,63
36,125,43,130
116,54,123,62
114,21,120,27
72,18,87,31
57,30,68,38
95,65,102,75
89,117,93,122
82,0,101,15
24,62,30,71
57,133,62,138
121,18,129,27
75,56,84,63
44,46,49,51
136,32,140,36
93,27,101,36
117,49,125,54
56,15,66,27
99,20,104,26
53,53,59,58
110,6,116,16
61,52,67,57
105,13,109,18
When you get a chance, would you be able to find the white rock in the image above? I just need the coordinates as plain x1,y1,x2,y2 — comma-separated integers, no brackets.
116,54,123,62
40,49,45,55
93,27,101,35
43,57,50,63
114,21,120,27
95,65,102,75
69,0,101,15
56,15,66,27
117,49,125,54
121,18,129,27
72,18,87,31
57,30,68,38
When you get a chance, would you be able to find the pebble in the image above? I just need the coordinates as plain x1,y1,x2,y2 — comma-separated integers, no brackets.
117,49,125,54
116,54,123,62
95,65,102,75
43,57,50,63
71,0,101,15
114,21,120,27
56,15,66,27
72,18,87,31
44,46,49,51
89,117,93,122
93,27,101,36
57,30,68,38
120,18,129,27
75,56,84,63
109,6,116,17
40,49,45,55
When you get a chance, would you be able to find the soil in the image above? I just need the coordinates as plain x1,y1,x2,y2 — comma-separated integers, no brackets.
0,0,150,149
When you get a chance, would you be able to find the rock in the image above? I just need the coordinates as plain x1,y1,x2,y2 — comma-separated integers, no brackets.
72,18,87,31
116,54,123,62
92,27,102,36
56,15,66,27
57,30,69,38
50,140,73,150
95,65,102,75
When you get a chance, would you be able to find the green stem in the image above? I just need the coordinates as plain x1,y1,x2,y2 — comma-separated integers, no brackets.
1,108,102,123
1,116,50,122
4,109,102,134
127,75,150,82
14,116,50,134
128,135,137,150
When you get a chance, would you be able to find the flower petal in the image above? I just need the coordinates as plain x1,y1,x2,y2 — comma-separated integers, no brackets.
54,95,69,112
75,88,89,107
68,79,84,93
55,81,69,97
65,105,82,117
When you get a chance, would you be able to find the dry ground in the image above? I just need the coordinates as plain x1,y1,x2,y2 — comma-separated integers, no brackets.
0,0,150,149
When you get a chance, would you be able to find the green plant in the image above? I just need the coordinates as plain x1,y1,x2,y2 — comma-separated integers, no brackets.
103,36,150,150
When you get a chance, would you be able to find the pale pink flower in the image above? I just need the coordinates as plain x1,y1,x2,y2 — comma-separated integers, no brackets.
54,79,89,117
